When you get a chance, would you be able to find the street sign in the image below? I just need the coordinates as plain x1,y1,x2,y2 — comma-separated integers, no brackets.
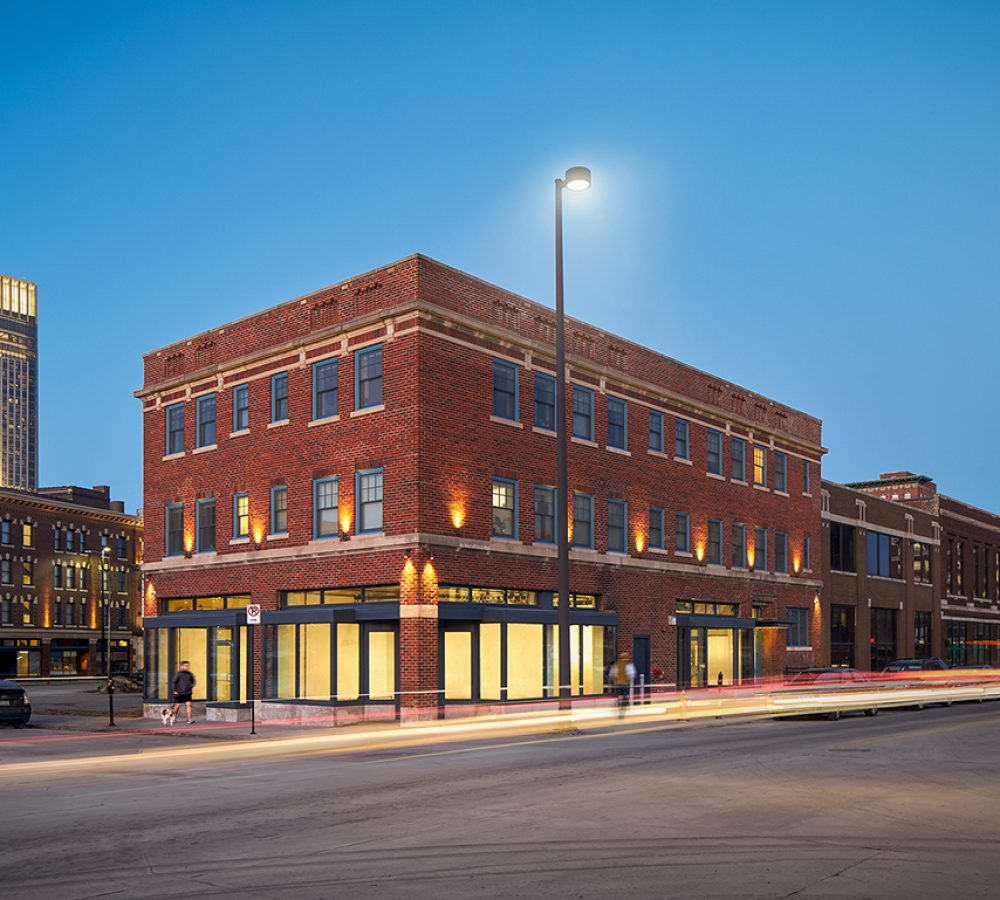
246,604,262,625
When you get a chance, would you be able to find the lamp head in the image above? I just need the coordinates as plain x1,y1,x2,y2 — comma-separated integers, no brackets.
563,166,591,192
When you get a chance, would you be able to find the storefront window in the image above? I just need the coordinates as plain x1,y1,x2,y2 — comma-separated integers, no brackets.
480,623,502,700
337,624,360,700
444,630,473,700
301,623,331,702
507,623,544,700
368,631,395,701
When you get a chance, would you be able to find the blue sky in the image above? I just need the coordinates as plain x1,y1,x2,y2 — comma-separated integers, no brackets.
2,1,998,514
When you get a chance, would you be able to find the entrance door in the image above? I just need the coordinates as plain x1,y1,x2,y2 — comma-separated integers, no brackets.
632,636,650,697
870,607,898,671
706,629,735,686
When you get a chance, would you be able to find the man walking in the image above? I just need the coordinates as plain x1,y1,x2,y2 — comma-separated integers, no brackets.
609,652,636,715
170,660,196,725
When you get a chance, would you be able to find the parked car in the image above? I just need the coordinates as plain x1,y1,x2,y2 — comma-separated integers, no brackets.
883,658,949,672
881,659,952,708
772,668,879,720
0,679,31,727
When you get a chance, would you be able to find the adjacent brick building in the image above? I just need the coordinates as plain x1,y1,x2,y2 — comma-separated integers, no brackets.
136,254,826,721
0,484,143,677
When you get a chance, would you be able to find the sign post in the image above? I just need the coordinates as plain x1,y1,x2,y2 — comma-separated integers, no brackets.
246,604,261,735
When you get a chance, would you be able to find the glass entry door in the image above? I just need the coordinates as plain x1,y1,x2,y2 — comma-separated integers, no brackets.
679,627,751,688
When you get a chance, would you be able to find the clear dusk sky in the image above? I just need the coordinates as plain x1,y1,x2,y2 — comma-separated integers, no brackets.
2,1,998,514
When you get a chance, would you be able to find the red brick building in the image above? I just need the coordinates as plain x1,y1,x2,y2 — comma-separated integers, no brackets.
137,255,825,721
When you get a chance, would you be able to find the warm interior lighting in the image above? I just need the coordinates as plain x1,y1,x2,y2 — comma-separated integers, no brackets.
449,502,465,530
564,166,591,191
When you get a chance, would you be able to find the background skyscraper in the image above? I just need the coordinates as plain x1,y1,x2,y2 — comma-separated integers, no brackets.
0,274,38,491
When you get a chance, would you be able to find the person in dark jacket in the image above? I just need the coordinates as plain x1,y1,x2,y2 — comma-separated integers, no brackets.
169,661,196,725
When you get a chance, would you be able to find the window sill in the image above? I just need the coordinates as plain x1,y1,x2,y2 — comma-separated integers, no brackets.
802,492,812,498
675,550,694,558
489,535,521,544
774,489,789,498
787,646,813,652
532,426,556,437
162,451,185,461
867,575,905,584
571,436,598,448
267,419,290,429
606,446,631,457
647,449,670,459
229,429,250,438
753,484,769,492
192,444,217,455
351,404,385,418
706,472,725,481
267,532,289,541
229,538,251,546
489,415,523,429
308,415,340,428
731,478,748,486
648,547,669,555
673,456,693,466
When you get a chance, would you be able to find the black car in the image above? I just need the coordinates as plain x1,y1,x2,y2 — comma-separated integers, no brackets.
772,667,880,720
883,658,948,672
0,679,31,726
881,659,952,708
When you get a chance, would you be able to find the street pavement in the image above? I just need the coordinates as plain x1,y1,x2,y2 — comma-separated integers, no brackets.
3,699,1000,898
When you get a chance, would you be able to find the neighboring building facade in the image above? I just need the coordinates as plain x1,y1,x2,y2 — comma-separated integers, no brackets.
848,472,1000,669
820,479,940,670
137,254,825,721
0,485,143,677
0,274,38,491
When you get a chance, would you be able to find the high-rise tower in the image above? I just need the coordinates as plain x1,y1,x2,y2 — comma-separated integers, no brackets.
0,275,38,491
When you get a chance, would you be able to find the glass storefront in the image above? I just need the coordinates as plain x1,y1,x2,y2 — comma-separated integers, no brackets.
145,624,248,703
678,626,755,688
0,640,42,678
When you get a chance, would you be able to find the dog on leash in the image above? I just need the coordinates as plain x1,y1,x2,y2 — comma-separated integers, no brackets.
160,707,176,726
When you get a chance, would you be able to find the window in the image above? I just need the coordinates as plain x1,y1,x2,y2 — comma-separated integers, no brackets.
804,534,811,571
607,499,627,553
572,493,594,548
786,607,809,648
732,524,747,568
116,536,127,559
776,531,788,573
0,560,10,584
492,478,517,538
81,567,89,590
165,504,184,556
803,459,811,494
572,386,594,440
165,403,184,455
117,571,126,593
313,478,339,538
271,372,289,422
101,569,110,593
774,451,787,492
707,429,723,475
534,372,556,431
492,359,518,421
914,610,931,658
356,345,383,410
270,486,288,535
196,393,216,447
708,518,723,565
867,531,902,579
731,438,746,482
77,531,84,552
649,507,665,550
357,469,384,534
196,499,216,553
913,541,932,584
830,523,855,572
233,493,250,539
66,566,76,589
22,559,33,586
233,383,249,431
313,359,338,420
53,527,62,551
55,563,63,587
675,418,689,459
649,410,664,453
535,486,555,543
675,512,691,553
23,523,33,547
607,397,627,450
0,521,9,543
753,446,767,486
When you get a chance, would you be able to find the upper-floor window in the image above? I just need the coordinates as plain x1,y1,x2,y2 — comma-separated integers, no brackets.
356,345,383,410
81,566,89,590
196,499,216,553
165,403,184,455
492,360,518,421
707,429,723,475
913,541,932,584
117,571,127,594
233,383,249,432
804,534,811,571
53,527,62,551
22,559,33,587
66,565,76,590
753,445,767,487
732,523,747,568
607,398,627,450
233,493,250,539
786,607,809,648
116,536,127,559
867,531,902,579
0,560,10,584
0,521,10,544
775,531,788,573
196,393,217,448
535,485,555,543
492,478,517,539
271,372,289,422
607,499,627,553
534,372,555,431
77,530,85,553
830,522,855,572
675,418,690,459
313,359,338,420
270,485,288,535
803,459,811,494
22,523,33,547
649,506,665,550
572,386,594,440
708,518,723,565
572,493,594,548
54,564,63,588
774,451,788,492
676,512,691,553
649,410,664,453
313,477,339,539
731,437,746,482
357,469,384,534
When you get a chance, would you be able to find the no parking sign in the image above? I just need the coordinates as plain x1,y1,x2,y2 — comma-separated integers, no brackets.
246,604,262,625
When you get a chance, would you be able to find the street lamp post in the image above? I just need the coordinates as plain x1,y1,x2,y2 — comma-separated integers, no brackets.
554,165,591,709
101,545,115,727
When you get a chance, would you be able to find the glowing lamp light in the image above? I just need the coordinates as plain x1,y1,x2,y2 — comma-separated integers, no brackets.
564,166,592,192
183,533,194,555
793,556,801,575
695,543,705,563
747,547,756,569
635,532,646,554
449,502,465,530
252,522,265,546
340,514,352,536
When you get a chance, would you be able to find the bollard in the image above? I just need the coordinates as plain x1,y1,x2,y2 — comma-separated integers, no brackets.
107,677,116,728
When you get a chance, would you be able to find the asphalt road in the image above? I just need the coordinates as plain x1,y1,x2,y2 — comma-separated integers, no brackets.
3,702,999,899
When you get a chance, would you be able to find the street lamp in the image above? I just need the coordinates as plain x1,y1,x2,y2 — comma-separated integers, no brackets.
100,545,116,727
554,165,591,709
